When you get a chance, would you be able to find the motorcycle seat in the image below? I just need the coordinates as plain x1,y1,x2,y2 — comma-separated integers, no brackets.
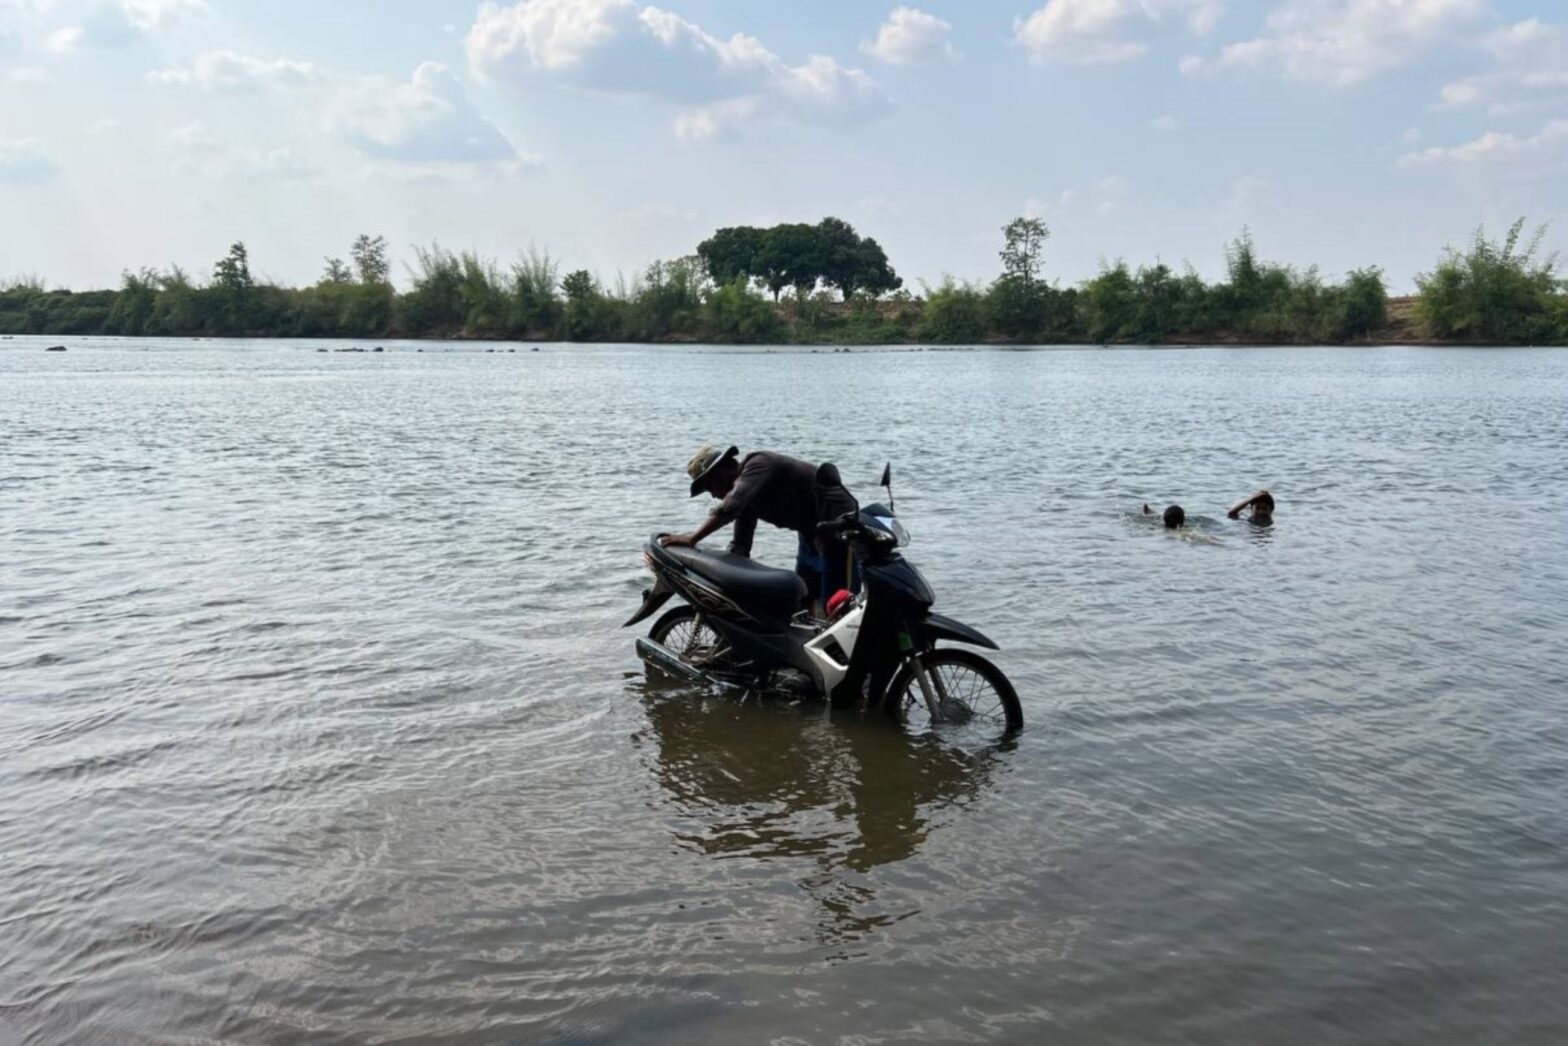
660,545,807,622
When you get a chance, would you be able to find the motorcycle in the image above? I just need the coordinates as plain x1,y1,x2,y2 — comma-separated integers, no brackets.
624,465,1023,736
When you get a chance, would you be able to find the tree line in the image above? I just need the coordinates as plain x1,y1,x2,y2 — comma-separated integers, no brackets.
2,217,1564,345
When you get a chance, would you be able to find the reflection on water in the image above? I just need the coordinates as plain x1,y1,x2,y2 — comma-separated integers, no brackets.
632,674,1005,948
4,339,1568,1043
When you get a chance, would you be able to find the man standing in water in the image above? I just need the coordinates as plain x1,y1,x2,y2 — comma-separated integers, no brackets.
1228,490,1275,525
662,445,859,610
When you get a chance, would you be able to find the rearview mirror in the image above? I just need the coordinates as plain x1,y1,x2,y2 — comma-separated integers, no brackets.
879,463,892,488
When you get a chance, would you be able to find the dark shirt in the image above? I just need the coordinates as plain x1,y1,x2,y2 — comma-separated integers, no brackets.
711,451,823,557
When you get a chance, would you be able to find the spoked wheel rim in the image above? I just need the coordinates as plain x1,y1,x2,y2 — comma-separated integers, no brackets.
891,649,1023,739
650,609,732,669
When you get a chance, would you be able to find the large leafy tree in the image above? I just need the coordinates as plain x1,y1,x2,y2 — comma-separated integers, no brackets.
696,219,902,302
817,218,902,299
757,223,824,301
848,237,901,298
815,217,861,297
696,227,766,287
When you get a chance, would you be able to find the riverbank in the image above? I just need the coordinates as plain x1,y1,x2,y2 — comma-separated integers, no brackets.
5,222,1563,348
0,297,1532,348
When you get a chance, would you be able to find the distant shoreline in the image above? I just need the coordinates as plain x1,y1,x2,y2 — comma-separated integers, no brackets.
5,297,1560,349
7,331,1554,351
7,219,1565,347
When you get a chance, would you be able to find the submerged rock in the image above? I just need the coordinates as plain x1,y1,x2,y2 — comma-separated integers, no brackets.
46,345,66,351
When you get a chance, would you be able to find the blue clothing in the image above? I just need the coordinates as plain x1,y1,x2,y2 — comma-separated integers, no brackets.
797,534,858,606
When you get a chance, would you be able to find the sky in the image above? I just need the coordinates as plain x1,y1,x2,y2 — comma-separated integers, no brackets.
1,0,1565,294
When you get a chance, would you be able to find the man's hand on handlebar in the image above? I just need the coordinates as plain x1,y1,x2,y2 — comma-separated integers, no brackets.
816,511,860,537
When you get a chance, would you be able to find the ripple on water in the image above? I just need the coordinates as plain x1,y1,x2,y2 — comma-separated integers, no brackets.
1,342,1567,1043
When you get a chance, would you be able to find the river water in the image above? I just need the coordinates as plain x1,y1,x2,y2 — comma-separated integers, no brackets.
2,336,1566,1044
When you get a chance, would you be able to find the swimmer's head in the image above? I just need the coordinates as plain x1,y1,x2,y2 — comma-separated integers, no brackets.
1163,505,1185,529
1252,491,1274,524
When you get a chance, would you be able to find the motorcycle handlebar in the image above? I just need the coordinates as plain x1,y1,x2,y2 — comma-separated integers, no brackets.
816,512,860,538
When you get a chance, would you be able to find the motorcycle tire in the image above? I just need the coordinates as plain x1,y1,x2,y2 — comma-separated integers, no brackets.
886,647,1024,736
647,606,731,670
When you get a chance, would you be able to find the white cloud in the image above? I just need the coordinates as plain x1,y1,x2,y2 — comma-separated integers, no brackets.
1014,0,1224,65
122,0,207,31
467,0,631,73
673,97,758,142
44,24,83,51
27,0,203,53
146,49,528,171
149,50,320,92
0,137,59,182
1399,119,1568,169
326,61,519,164
862,6,958,66
167,119,320,180
167,119,222,153
1436,19,1568,115
7,63,48,82
1181,0,1487,86
1151,113,1180,131
775,53,882,113
465,0,887,139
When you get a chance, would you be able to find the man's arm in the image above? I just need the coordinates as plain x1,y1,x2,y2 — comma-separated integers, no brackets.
1227,491,1264,519
728,512,757,557
661,511,728,548
663,455,769,550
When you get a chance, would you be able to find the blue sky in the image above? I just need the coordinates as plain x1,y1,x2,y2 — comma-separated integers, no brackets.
1,0,1564,293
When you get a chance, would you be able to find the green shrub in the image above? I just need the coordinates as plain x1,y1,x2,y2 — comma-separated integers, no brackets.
702,281,783,343
1331,267,1388,341
1417,219,1561,343
919,278,986,343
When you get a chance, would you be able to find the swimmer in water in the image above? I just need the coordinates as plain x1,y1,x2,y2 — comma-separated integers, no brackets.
1142,504,1186,529
1227,490,1275,525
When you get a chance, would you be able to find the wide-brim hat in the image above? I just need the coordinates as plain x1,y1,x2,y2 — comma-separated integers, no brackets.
688,444,739,497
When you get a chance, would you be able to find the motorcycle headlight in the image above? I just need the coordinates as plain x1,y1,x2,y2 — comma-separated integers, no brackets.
890,518,911,547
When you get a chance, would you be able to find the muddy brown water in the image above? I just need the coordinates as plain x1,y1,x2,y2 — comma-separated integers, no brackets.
3,338,1567,1043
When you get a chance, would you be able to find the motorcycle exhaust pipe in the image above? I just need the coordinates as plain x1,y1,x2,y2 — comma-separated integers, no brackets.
635,637,717,685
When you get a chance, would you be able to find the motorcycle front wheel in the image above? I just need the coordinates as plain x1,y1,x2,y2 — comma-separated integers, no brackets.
887,648,1024,737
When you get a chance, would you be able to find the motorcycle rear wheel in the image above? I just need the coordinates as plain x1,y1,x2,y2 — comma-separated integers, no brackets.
887,648,1023,736
648,606,731,670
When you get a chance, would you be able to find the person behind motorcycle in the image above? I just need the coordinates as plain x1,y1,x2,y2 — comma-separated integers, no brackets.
660,444,859,612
